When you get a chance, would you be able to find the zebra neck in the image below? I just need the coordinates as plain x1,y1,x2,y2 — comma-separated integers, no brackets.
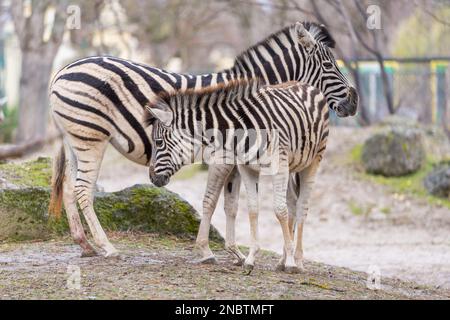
174,82,260,140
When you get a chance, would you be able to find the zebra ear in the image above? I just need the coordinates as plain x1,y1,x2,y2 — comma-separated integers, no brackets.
147,99,173,127
295,22,316,51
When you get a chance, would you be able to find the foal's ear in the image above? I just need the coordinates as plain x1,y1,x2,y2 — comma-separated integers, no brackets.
295,22,316,51
145,99,173,127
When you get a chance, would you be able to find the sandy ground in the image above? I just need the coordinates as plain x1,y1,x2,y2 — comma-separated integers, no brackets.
92,127,450,290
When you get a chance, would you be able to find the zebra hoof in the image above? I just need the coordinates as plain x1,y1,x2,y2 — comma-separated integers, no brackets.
104,250,121,259
275,263,285,272
225,247,246,266
284,265,301,274
192,255,218,265
233,258,245,266
243,263,254,275
81,249,98,258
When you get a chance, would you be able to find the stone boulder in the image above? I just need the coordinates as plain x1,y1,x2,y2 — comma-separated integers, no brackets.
362,128,425,177
424,162,450,199
0,158,223,242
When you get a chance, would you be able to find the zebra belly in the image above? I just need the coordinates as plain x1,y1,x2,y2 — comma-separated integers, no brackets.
109,135,149,167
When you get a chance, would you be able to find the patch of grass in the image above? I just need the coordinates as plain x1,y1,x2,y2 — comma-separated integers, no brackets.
350,144,450,209
347,200,373,217
348,200,364,216
0,157,52,187
380,207,391,215
350,143,363,163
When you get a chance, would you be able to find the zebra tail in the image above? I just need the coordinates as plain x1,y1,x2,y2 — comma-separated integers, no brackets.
48,145,65,220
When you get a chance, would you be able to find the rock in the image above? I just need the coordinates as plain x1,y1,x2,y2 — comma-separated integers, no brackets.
424,162,450,198
379,115,450,162
361,128,425,177
0,158,223,242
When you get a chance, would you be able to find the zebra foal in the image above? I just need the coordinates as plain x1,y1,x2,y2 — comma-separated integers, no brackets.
146,79,329,272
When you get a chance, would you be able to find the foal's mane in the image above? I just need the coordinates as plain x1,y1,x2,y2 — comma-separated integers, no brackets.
144,78,262,127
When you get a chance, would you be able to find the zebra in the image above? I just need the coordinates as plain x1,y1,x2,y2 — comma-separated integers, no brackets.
145,78,329,272
48,21,357,259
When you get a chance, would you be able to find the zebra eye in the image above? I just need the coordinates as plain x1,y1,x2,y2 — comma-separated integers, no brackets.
155,139,163,147
323,62,333,70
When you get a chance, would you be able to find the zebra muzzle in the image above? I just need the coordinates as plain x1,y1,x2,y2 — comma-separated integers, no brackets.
336,87,358,117
150,173,170,187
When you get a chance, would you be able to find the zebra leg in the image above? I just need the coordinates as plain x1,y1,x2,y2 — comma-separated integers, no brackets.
238,166,260,273
294,159,320,270
63,142,97,257
276,174,299,271
223,167,246,266
273,166,299,274
73,141,119,258
194,164,234,264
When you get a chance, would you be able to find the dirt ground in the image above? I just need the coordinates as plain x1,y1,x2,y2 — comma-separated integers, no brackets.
95,127,450,291
0,233,448,299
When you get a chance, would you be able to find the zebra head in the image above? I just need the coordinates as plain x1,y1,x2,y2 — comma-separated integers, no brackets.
296,22,358,117
146,99,193,187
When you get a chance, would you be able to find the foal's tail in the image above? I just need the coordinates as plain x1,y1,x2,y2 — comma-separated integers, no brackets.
48,145,66,219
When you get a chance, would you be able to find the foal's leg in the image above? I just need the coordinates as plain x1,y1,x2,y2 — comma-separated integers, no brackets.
62,142,97,257
223,167,246,265
73,141,118,257
273,166,299,273
195,164,234,264
294,158,321,269
238,166,260,272
277,174,299,271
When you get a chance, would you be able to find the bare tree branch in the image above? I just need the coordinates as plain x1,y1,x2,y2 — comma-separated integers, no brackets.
0,133,61,160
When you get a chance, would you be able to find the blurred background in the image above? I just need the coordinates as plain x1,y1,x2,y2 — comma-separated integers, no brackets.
0,0,449,289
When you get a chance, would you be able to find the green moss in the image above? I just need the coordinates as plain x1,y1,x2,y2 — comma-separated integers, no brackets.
350,144,363,163
92,185,222,241
0,157,52,187
350,144,450,209
0,187,68,241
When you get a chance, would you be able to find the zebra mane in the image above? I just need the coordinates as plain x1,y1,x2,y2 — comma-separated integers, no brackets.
233,21,335,67
303,22,336,48
144,79,262,127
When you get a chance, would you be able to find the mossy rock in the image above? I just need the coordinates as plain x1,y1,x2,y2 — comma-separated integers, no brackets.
0,157,52,188
0,159,223,243
424,161,450,199
362,128,425,177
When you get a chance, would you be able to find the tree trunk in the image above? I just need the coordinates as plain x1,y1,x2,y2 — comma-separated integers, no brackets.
10,0,68,143
16,51,54,142
376,55,395,115
350,64,370,125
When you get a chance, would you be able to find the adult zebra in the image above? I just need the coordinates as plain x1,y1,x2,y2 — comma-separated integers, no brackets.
48,21,357,258
145,79,330,272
